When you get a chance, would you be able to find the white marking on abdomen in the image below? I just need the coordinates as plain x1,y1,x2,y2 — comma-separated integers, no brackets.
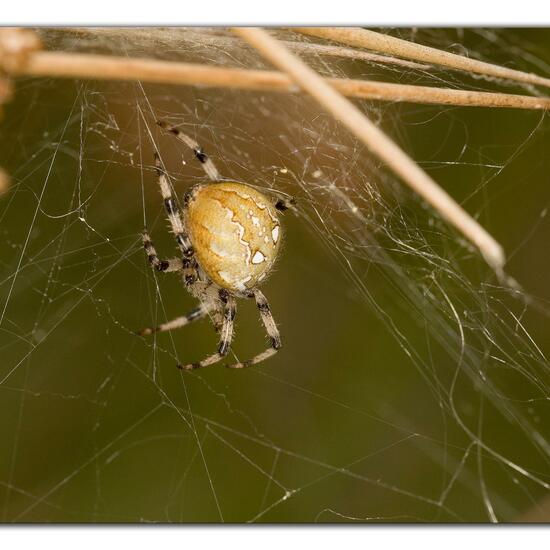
272,226,280,243
222,205,251,265
252,250,265,264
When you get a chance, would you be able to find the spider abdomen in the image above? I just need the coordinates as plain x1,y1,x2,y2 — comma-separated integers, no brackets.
185,182,281,293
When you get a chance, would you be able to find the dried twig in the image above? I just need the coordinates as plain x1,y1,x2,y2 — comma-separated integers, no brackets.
0,168,9,193
516,493,550,522
0,28,42,192
0,28,42,73
0,78,12,191
57,27,434,71
285,40,432,70
233,27,505,270
7,51,550,111
58,27,433,71
0,77,14,114
294,28,550,90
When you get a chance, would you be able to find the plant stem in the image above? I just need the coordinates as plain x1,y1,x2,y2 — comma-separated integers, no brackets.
10,51,550,110
234,27,505,270
294,27,550,90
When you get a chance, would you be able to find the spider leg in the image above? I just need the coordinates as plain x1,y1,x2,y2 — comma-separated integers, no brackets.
274,196,296,212
153,152,195,257
143,228,199,289
151,152,201,287
137,304,211,336
179,291,236,371
142,231,184,273
157,120,222,182
226,289,281,369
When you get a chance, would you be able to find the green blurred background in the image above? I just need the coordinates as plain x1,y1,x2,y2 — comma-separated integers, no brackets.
0,28,549,522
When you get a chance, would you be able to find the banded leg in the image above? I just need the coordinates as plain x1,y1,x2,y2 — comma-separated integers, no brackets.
157,120,221,181
142,231,183,273
137,304,211,336
179,292,236,371
154,152,195,257
274,196,296,212
226,290,281,369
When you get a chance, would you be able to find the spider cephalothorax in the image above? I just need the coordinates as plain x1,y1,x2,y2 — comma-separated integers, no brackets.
138,121,291,370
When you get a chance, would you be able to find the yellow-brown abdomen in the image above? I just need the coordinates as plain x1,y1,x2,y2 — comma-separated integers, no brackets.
185,182,281,293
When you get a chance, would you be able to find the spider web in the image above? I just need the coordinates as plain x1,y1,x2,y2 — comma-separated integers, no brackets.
1,27,550,523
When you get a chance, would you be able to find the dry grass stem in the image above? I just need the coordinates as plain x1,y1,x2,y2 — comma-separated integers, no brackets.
0,29,42,187
0,78,14,104
233,27,505,270
0,28,42,73
0,78,11,185
8,52,550,111
516,493,550,522
52,27,433,71
294,28,550,90
285,40,432,70
0,168,9,193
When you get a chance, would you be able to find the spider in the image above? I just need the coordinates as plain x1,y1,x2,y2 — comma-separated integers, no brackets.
138,121,293,370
